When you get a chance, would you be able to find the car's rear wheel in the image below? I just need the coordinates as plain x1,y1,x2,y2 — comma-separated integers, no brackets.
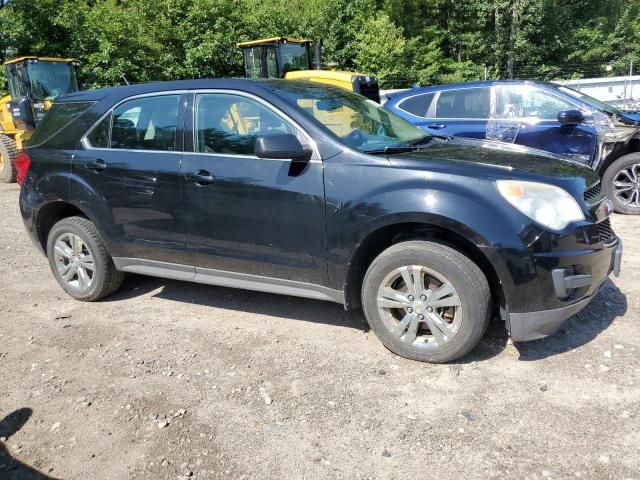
362,241,490,363
46,216,124,301
603,153,640,215
0,134,18,184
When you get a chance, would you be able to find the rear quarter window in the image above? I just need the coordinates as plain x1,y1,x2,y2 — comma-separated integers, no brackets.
398,93,435,117
28,101,95,147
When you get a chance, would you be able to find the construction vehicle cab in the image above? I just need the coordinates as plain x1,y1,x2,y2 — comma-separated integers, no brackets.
0,57,80,182
238,37,380,103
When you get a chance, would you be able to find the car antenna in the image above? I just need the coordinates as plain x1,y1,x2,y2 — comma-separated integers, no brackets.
121,74,130,86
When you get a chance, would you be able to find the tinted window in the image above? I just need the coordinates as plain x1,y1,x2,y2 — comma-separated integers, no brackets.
243,47,262,79
111,95,180,151
195,94,296,155
29,101,94,146
266,47,278,78
398,93,434,117
436,88,490,119
496,85,576,120
87,115,110,148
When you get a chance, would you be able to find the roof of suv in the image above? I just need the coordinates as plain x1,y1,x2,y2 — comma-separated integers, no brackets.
386,80,561,102
58,78,297,103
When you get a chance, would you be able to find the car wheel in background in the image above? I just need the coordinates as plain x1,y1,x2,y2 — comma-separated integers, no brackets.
46,216,124,301
361,241,490,363
603,153,640,215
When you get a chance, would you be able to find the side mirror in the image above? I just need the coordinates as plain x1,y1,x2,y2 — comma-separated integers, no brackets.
255,133,312,161
558,109,584,125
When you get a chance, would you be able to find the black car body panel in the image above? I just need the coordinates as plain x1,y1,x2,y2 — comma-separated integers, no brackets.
20,78,621,344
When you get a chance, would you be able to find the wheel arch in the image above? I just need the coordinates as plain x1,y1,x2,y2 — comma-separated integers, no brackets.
36,200,99,254
343,219,504,315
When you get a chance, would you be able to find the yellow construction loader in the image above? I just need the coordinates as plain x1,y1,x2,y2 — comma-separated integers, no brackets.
0,56,81,182
237,37,380,102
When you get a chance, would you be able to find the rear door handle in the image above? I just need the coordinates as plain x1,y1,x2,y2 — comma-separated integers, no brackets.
427,123,447,130
186,170,215,186
84,159,107,172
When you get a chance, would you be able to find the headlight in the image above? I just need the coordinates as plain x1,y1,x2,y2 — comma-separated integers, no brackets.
497,180,585,230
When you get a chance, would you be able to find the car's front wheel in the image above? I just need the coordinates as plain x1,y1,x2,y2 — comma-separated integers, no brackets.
603,153,640,215
46,216,124,301
362,241,490,363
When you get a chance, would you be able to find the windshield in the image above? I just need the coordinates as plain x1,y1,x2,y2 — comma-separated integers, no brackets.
27,61,80,100
274,83,427,152
556,84,625,116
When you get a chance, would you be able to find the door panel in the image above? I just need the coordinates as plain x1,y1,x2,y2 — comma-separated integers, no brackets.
181,92,327,284
71,94,191,264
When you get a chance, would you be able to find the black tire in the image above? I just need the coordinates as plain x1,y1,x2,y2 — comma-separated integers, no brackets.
602,153,640,215
46,216,124,301
362,241,490,363
0,134,17,184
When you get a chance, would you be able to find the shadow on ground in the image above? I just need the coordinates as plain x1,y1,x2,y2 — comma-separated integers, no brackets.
105,275,625,364
106,274,367,330
515,279,627,361
0,408,59,480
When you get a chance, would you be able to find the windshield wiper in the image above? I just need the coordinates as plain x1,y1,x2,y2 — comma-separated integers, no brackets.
408,133,452,144
364,135,449,155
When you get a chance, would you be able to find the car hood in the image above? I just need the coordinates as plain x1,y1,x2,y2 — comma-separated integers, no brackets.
388,137,600,188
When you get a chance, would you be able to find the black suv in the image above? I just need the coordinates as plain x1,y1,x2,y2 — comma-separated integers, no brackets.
18,79,622,363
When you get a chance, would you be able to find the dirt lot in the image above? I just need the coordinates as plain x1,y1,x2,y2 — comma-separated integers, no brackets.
0,182,638,480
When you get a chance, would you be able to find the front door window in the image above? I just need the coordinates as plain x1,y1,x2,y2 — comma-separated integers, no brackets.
194,93,299,155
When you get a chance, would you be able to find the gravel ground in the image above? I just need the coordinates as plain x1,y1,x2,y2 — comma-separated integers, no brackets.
0,182,638,480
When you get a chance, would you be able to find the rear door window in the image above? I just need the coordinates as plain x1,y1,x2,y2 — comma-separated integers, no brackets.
397,93,435,117
435,88,490,119
110,95,180,151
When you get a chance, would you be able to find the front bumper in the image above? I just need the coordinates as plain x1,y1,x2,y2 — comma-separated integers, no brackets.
508,240,622,342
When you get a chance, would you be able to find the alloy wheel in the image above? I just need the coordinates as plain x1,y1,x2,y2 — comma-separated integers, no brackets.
53,233,95,292
613,163,640,207
376,265,462,349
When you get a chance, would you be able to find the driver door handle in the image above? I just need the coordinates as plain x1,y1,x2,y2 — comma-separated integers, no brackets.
85,159,107,172
186,169,215,186
427,123,447,130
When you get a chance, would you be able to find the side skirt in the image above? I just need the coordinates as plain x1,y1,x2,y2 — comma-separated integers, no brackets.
112,257,345,304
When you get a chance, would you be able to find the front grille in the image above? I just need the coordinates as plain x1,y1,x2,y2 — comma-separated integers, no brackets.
584,182,602,202
597,217,616,244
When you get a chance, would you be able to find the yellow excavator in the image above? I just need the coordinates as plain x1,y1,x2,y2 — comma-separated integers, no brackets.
237,37,381,103
0,56,81,182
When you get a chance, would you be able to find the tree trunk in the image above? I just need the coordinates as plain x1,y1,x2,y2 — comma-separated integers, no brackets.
507,0,522,79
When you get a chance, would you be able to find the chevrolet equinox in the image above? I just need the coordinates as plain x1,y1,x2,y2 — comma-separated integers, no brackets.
18,79,622,363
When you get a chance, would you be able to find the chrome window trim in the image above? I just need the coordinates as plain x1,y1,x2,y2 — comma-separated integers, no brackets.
190,89,321,162
81,90,188,151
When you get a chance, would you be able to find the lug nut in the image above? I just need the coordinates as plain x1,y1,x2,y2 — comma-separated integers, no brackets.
420,294,427,301
418,314,424,320
407,307,413,313
407,295,414,301
427,307,434,313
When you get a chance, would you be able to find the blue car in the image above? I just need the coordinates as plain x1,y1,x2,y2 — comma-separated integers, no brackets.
385,80,640,214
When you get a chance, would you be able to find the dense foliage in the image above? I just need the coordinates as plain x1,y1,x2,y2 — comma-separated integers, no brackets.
1,0,639,92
